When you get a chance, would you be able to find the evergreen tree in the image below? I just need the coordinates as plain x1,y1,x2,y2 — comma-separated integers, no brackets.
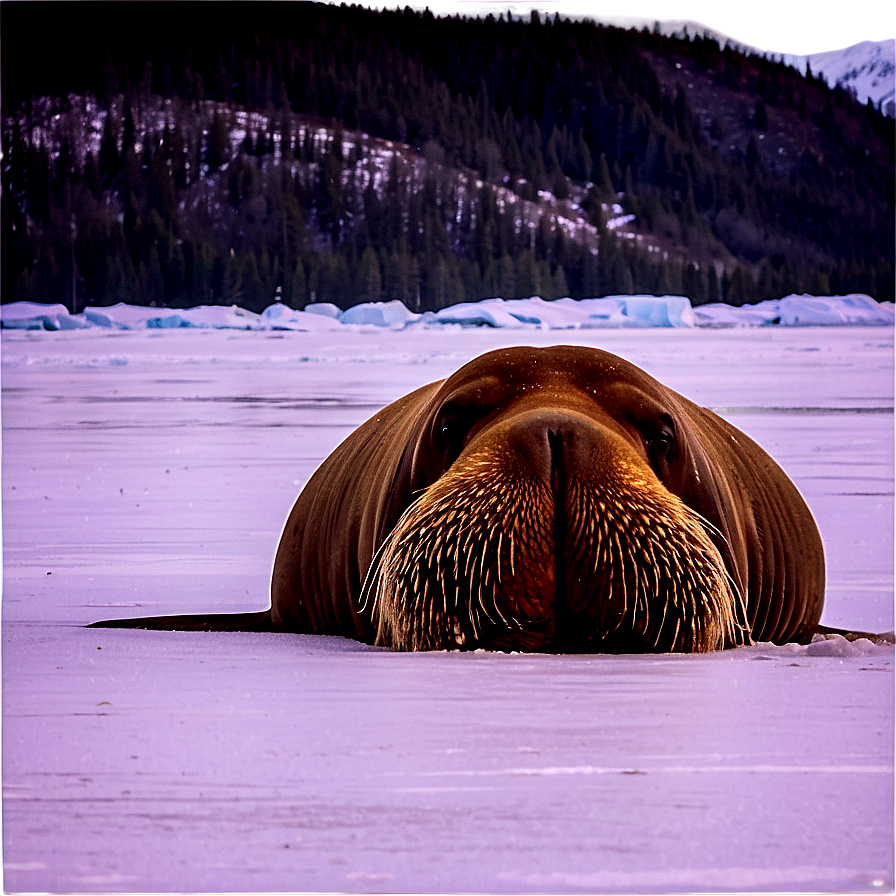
205,111,230,174
289,259,308,309
1,4,892,310
146,245,165,306
221,251,243,305
357,246,383,303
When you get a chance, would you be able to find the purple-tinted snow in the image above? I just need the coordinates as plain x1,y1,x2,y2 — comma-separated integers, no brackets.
2,325,893,893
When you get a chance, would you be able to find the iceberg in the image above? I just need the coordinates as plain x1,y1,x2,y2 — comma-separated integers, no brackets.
777,293,896,326
693,301,783,328
1,293,892,333
505,297,612,328
0,301,89,330
157,304,267,329
429,296,697,329
616,294,696,328
432,299,532,328
695,294,895,328
339,300,419,327
303,302,342,319
261,303,343,331
83,303,191,329
82,303,266,330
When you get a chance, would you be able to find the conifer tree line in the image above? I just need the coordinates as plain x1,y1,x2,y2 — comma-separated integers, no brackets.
2,2,893,311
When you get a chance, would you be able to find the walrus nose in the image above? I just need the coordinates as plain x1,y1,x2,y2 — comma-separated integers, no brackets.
499,408,621,650
502,408,608,488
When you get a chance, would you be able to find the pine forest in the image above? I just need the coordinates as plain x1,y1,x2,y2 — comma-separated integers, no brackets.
2,3,893,313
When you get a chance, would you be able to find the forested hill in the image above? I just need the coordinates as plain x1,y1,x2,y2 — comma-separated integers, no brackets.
2,3,893,312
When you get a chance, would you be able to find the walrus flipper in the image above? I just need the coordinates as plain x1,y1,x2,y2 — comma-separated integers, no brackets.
89,610,274,632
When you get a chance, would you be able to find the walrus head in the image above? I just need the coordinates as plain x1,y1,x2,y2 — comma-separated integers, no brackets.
364,346,751,654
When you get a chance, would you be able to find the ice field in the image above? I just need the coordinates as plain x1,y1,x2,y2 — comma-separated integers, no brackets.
1,322,893,893
1,291,893,333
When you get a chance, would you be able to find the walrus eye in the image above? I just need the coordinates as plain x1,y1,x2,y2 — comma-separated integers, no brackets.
651,431,673,452
646,415,676,460
435,405,465,457
435,400,485,469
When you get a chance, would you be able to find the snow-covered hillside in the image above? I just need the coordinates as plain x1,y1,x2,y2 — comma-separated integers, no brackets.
803,39,896,114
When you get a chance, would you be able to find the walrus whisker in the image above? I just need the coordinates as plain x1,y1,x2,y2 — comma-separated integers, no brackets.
358,535,393,615
679,501,749,628
654,566,669,649
478,541,489,591
630,530,651,636
495,531,503,584
475,539,501,629
614,530,631,632
479,587,499,627
468,590,480,642
639,533,657,626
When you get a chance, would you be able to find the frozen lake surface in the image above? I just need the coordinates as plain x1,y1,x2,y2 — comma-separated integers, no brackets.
2,325,893,893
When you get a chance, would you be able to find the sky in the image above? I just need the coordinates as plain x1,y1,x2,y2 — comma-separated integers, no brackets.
361,0,895,56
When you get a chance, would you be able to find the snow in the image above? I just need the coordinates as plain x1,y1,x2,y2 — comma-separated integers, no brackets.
605,212,637,230
260,302,344,331
3,293,893,334
0,301,90,331
2,325,893,893
434,298,533,328
302,301,343,319
802,39,896,114
695,294,896,328
617,294,696,328
432,295,696,329
777,293,896,326
339,299,420,327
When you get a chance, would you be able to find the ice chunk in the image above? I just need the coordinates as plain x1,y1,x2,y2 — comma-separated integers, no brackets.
168,305,267,329
260,303,342,331
575,297,632,328
616,295,696,328
695,294,893,328
303,302,342,319
428,295,697,329
82,303,267,330
2,293,892,333
806,636,881,657
778,294,895,326
432,299,532,328
0,301,89,330
339,300,418,327
503,297,609,328
747,635,894,658
694,301,783,328
82,303,189,329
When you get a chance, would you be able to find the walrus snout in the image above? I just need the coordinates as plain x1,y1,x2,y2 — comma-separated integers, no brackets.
368,398,749,654
491,405,636,490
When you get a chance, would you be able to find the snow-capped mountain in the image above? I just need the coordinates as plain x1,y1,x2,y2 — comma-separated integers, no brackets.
616,18,894,113
799,40,895,114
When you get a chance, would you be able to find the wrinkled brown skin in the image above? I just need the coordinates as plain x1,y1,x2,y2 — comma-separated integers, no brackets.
271,345,824,647
93,346,826,648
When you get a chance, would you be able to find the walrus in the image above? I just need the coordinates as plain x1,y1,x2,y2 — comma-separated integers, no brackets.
94,344,840,652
